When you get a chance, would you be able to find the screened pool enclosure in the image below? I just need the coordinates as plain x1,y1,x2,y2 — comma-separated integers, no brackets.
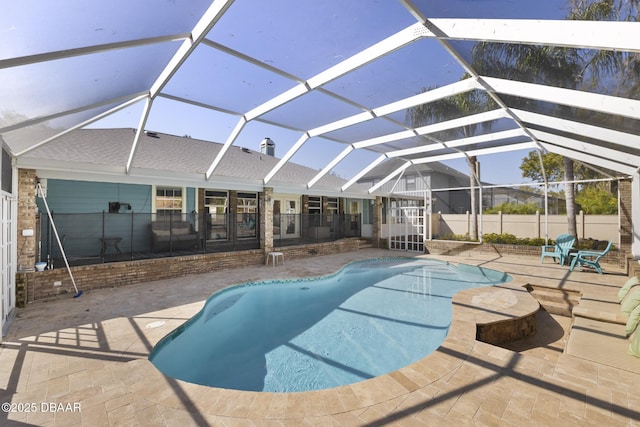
2,1,640,330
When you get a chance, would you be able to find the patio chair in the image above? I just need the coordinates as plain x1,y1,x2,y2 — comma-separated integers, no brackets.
541,234,576,265
569,240,613,274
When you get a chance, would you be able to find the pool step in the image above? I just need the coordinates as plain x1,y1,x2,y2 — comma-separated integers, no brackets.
526,285,581,317
357,238,373,249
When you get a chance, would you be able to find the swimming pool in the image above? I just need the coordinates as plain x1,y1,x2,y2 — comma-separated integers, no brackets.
150,258,510,392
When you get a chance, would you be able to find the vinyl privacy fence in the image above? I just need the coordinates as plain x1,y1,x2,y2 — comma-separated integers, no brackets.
433,211,617,242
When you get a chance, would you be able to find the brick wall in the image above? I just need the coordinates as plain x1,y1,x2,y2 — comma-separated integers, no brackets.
18,239,360,302
276,238,359,260
372,196,382,248
17,169,37,270
476,312,537,345
262,187,273,253
619,179,632,265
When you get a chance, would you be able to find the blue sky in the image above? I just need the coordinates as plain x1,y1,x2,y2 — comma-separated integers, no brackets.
86,0,573,188
88,79,535,188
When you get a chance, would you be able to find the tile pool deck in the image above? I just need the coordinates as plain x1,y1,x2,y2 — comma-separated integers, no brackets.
1,248,639,426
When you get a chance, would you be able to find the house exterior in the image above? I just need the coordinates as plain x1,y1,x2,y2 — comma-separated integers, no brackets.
0,128,573,337
15,129,380,267
356,159,473,214
357,159,565,214
0,129,384,336
21,129,502,269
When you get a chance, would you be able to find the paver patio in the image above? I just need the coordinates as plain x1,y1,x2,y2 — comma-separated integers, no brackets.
1,248,639,426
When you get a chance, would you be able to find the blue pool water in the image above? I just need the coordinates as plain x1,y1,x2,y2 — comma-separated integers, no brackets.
149,258,510,392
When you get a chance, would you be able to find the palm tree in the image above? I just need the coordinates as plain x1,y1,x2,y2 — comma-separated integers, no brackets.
470,0,639,237
407,80,498,240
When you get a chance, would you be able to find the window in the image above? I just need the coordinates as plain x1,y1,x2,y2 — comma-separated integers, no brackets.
308,196,321,214
205,190,227,240
237,192,257,238
324,197,338,231
406,174,416,191
326,197,338,215
382,197,388,224
1,148,11,194
205,190,227,214
285,199,297,234
237,192,257,213
155,186,183,220
307,196,321,226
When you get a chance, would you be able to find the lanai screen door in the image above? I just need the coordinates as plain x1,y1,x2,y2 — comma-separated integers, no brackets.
388,207,425,252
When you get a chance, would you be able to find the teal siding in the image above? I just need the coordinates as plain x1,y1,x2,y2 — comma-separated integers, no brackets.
37,180,199,213
187,187,196,213
37,180,152,213
363,199,373,225
37,179,200,259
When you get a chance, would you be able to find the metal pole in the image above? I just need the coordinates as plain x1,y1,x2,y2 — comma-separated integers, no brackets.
102,210,105,263
36,183,81,297
131,210,134,260
544,183,549,244
477,160,483,244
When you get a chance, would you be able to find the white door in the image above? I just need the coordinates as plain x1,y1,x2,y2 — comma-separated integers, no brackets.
273,196,300,239
282,199,299,237
1,195,15,337
388,206,425,252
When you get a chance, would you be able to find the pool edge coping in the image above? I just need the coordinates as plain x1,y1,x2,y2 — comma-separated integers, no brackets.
137,257,541,420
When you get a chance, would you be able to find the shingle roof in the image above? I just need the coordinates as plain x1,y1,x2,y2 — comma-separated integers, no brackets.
21,128,370,194
361,157,472,186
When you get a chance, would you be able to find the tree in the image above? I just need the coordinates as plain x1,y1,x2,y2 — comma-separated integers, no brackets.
520,150,617,214
471,0,639,237
520,153,576,233
520,151,564,183
407,75,498,240
563,157,578,236
521,150,614,186
575,186,618,214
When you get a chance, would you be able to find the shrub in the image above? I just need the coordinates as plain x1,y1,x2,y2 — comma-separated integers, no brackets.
484,202,540,214
483,233,518,244
439,232,475,242
437,232,611,250
518,237,546,246
576,238,613,251
483,233,544,246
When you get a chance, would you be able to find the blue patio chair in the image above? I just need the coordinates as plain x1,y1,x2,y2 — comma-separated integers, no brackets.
541,234,576,265
569,240,613,274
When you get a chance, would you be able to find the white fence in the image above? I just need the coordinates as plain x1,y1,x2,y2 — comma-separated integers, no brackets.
434,211,618,242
